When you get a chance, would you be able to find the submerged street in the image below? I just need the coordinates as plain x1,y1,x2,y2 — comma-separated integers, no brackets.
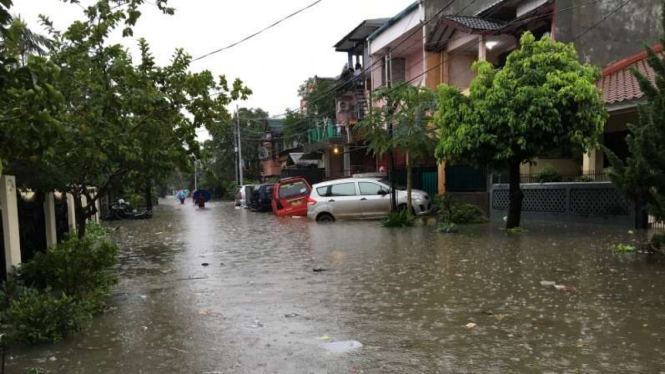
8,198,665,373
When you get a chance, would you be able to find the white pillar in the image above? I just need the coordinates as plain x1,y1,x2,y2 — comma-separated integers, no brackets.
44,192,57,249
0,175,21,273
95,198,101,223
478,36,487,62
66,193,76,231
81,194,88,223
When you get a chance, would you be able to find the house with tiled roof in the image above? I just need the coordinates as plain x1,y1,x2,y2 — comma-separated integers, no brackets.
584,45,662,175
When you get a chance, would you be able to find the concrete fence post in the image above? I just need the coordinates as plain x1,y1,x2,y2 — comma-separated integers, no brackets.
0,175,21,274
44,192,57,249
81,194,88,223
66,193,76,231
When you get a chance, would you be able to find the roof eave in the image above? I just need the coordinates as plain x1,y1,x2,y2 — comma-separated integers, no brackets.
367,1,420,42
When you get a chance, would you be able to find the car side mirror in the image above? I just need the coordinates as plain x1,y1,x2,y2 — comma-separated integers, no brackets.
380,190,389,196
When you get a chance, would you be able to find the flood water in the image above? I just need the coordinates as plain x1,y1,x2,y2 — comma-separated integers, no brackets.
8,197,665,373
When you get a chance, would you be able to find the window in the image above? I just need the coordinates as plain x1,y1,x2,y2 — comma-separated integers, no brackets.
330,183,357,196
359,182,386,196
279,181,309,199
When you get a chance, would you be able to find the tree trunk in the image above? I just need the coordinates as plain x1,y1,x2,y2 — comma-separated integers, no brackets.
145,179,153,211
74,193,87,239
406,151,413,218
506,157,524,229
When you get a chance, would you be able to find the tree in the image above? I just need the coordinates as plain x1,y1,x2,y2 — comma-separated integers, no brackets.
357,84,437,217
298,76,335,120
2,16,53,65
606,4,665,222
435,32,607,228
0,1,64,177
3,0,249,237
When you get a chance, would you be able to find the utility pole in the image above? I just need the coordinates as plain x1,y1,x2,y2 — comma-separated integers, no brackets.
236,105,244,186
386,50,397,212
194,160,198,191
233,124,238,186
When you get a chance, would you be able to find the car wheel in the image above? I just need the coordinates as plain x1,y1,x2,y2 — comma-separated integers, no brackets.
316,213,335,223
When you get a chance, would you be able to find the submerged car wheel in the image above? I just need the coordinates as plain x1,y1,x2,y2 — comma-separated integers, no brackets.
316,213,335,223
398,204,416,216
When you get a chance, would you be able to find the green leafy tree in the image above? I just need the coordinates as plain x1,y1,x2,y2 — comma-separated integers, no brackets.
358,84,436,217
0,1,64,177
435,32,607,228
3,0,249,237
606,5,665,222
282,109,307,143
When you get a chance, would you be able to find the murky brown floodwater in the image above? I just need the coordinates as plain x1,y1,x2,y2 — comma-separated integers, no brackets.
8,197,665,373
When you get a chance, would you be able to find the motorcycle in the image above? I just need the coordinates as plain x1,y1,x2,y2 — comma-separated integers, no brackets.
107,201,153,220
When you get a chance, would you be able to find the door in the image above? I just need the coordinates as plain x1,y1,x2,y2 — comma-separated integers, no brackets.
358,182,391,218
324,182,360,219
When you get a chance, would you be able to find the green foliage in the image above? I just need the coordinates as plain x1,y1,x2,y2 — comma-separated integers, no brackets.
1,232,119,344
1,0,251,238
507,227,527,234
298,77,336,120
650,234,665,251
16,235,118,315
605,6,665,222
435,32,607,228
534,165,563,183
437,222,459,234
612,243,637,253
382,210,415,228
1,287,92,344
358,84,437,216
439,194,488,224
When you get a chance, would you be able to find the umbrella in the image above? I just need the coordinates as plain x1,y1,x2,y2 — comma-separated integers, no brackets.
193,189,211,202
176,191,187,200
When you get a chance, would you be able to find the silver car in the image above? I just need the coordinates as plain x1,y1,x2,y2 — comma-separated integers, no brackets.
307,177,432,223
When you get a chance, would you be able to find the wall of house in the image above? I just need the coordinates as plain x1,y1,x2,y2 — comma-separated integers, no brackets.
405,47,425,84
262,159,281,177
448,53,477,90
555,0,662,67
605,110,637,133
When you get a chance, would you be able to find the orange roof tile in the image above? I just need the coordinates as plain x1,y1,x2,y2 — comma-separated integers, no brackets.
597,45,662,105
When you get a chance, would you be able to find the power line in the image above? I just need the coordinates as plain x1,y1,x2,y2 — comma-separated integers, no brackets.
207,0,617,147
192,0,325,62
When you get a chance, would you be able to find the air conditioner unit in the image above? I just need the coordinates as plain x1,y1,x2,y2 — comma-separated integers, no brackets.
337,101,349,113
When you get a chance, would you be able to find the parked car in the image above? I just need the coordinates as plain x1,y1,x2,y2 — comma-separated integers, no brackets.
272,177,312,217
307,177,432,223
249,184,274,212
235,184,257,208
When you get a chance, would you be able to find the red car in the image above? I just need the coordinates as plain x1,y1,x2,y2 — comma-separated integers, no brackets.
272,177,312,217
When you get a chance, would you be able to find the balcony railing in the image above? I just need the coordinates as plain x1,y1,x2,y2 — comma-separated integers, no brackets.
307,123,346,145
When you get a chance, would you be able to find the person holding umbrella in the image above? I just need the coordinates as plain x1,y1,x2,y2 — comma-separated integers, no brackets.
193,189,211,208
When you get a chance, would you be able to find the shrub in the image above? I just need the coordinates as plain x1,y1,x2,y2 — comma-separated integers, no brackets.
1,287,92,344
534,165,563,183
0,233,119,345
612,243,637,253
439,194,488,225
382,210,415,228
650,234,665,250
437,222,459,233
16,236,118,314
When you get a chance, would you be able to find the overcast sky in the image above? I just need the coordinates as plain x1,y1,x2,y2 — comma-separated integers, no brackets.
15,0,413,127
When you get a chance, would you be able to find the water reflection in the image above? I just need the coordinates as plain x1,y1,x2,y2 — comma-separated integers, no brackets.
8,198,665,373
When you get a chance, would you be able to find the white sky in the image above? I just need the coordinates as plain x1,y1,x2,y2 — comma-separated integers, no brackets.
15,0,413,140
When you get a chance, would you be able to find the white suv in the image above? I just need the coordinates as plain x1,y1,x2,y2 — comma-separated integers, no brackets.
307,178,432,223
